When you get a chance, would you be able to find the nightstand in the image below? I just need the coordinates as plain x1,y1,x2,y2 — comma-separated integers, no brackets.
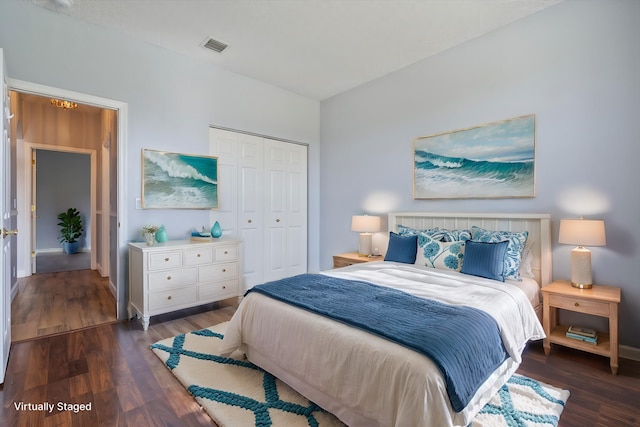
333,252,383,268
541,280,621,374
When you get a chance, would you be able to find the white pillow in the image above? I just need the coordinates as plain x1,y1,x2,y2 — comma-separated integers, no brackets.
415,233,465,272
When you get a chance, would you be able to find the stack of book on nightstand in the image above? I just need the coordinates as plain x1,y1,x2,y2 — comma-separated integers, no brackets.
566,325,598,344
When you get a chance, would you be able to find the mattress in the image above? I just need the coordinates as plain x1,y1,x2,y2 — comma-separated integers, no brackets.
220,262,545,427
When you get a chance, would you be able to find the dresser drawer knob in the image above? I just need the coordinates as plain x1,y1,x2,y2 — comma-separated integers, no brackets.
167,295,172,300
222,285,226,290
224,251,228,254
197,253,201,257
248,219,252,223
164,257,169,262
222,269,226,273
575,302,579,307
167,276,172,280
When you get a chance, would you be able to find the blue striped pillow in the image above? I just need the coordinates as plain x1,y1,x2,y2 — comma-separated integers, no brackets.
384,232,418,264
461,240,509,282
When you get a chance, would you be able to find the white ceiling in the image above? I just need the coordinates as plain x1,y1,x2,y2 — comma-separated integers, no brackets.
30,0,562,100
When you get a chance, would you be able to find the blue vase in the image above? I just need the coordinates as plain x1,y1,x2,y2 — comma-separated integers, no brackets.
211,221,222,238
155,225,168,243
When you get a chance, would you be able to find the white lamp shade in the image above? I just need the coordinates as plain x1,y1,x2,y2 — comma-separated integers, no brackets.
351,215,381,233
558,218,606,247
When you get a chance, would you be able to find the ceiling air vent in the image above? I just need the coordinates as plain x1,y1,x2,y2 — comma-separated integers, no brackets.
202,37,229,54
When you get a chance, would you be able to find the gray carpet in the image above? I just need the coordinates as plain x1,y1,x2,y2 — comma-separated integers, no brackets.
36,252,91,273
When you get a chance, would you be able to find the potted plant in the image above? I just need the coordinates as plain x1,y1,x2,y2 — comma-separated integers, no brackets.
57,208,84,254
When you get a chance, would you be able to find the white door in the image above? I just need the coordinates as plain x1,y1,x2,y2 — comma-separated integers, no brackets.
0,48,14,383
237,133,264,289
263,139,307,281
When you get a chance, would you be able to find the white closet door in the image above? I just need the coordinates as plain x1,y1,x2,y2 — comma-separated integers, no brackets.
209,128,238,237
238,134,264,289
264,139,307,281
264,139,288,281
285,143,308,277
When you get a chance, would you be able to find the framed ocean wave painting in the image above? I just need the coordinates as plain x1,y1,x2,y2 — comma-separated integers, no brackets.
142,149,219,209
413,115,535,199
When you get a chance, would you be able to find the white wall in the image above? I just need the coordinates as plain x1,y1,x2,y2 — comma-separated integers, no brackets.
0,1,321,273
320,0,640,349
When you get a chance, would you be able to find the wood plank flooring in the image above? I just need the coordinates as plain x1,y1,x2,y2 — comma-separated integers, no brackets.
11,270,117,342
2,296,639,426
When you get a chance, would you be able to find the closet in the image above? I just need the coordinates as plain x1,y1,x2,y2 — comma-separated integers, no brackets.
209,128,308,290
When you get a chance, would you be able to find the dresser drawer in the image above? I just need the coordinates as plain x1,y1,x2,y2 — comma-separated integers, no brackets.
149,287,197,311
199,279,240,301
214,245,238,262
148,251,182,271
184,247,214,266
548,293,610,317
148,268,197,291
199,262,239,282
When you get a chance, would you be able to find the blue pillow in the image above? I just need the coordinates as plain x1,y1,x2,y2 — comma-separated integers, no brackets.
461,240,509,282
384,232,418,264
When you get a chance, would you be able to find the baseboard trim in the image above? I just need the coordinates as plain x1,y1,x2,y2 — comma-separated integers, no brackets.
620,345,640,362
36,247,91,254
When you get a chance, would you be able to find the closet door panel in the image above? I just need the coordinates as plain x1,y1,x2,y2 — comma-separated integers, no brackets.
209,128,238,236
238,134,264,288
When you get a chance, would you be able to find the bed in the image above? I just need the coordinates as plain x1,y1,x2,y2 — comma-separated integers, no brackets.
220,212,551,427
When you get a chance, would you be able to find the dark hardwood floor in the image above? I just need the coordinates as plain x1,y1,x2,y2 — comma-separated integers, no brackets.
12,269,117,342
1,299,639,426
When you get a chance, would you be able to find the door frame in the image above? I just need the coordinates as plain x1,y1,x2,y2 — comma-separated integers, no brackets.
8,78,129,319
23,145,97,274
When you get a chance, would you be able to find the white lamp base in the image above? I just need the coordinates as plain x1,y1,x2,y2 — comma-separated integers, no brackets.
570,246,593,289
358,233,373,256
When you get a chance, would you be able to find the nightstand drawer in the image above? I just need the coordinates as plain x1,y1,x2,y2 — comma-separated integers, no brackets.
548,293,610,317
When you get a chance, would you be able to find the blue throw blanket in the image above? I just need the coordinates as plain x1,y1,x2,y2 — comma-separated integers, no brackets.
247,273,508,412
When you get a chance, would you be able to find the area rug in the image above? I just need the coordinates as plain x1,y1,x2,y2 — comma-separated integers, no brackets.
151,322,569,427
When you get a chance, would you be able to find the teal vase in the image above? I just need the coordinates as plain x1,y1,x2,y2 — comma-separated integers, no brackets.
211,221,222,238
155,225,168,243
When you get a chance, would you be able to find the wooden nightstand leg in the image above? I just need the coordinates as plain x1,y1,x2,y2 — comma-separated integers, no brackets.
610,302,619,375
543,301,552,355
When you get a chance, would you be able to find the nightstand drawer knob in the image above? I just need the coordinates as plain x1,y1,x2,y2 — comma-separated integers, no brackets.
167,295,172,300
575,302,579,307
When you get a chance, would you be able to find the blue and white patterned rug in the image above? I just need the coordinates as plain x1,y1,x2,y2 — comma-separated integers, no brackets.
151,322,569,427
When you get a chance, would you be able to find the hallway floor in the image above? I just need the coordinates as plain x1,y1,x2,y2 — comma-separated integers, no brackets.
11,269,118,342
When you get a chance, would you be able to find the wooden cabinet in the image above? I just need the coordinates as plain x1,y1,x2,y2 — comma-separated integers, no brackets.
128,239,241,330
542,280,621,374
333,252,383,268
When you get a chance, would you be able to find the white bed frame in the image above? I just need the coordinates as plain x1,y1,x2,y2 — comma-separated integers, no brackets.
388,212,552,287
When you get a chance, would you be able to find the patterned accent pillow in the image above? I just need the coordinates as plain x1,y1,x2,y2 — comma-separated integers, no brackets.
438,228,472,242
398,225,471,242
398,225,440,237
471,226,529,280
415,233,465,272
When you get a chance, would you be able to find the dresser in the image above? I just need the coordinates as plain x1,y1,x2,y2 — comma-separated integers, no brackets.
128,239,242,331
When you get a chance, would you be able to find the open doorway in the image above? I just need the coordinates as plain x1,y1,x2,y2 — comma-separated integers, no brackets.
32,149,92,274
7,85,126,341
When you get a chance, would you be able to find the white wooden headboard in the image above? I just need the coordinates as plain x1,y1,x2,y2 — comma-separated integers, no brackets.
388,212,552,287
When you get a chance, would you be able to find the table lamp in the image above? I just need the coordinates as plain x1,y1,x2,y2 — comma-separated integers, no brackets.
351,215,380,256
558,217,606,289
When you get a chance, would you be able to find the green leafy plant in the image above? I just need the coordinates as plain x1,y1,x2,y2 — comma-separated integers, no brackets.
57,208,84,244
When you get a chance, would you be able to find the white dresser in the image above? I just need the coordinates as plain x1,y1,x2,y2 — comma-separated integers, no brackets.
128,239,242,330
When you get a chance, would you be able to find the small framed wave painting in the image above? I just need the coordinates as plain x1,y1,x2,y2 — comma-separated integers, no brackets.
413,115,535,199
142,149,219,209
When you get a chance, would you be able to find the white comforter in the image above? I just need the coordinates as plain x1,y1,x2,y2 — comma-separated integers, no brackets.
220,262,545,427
